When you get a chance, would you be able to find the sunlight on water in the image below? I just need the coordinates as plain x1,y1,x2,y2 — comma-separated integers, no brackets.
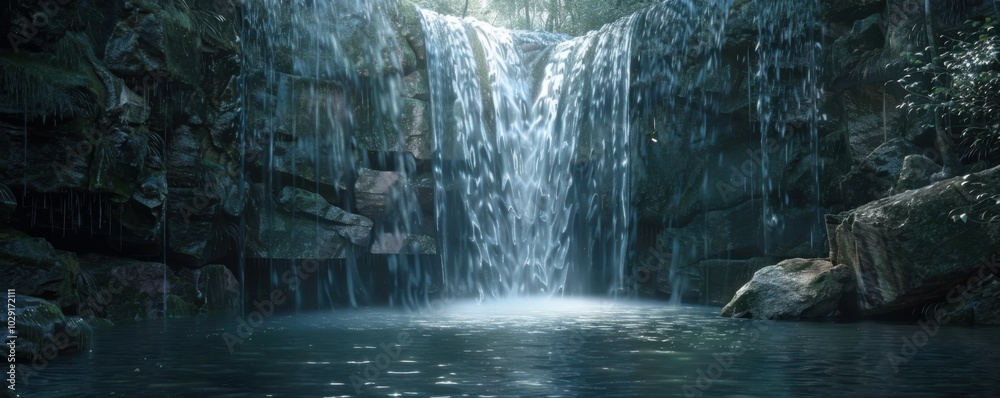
440,297,634,316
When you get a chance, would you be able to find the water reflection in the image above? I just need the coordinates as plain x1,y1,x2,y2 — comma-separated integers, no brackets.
22,299,1000,397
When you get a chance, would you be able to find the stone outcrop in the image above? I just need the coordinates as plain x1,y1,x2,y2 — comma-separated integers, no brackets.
894,154,941,192
721,258,855,319
0,229,80,309
833,166,1000,315
278,186,373,227
4,296,92,361
840,138,923,208
178,264,241,315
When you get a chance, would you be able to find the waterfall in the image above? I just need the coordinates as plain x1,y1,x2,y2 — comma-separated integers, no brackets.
419,1,732,300
753,0,823,254
235,0,821,307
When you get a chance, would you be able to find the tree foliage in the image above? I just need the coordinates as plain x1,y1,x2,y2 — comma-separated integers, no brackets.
899,17,1000,164
410,0,659,35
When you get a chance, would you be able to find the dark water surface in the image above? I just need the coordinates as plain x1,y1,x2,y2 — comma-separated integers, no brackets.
21,299,1000,397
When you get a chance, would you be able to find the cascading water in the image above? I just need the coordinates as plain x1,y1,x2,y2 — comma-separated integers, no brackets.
235,0,822,307
753,0,824,253
419,0,733,300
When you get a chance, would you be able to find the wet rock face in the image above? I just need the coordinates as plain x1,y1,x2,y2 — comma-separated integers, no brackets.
834,166,1000,315
0,0,243,260
178,264,241,315
103,3,203,85
4,296,92,361
1,0,997,323
75,254,239,320
370,232,436,254
894,154,940,192
721,258,855,319
354,168,405,222
245,188,357,260
278,186,373,227
0,229,79,309
698,258,776,307
2,0,83,53
840,138,923,208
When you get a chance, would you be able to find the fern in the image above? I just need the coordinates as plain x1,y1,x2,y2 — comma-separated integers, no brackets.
0,184,15,207
949,175,1000,224
208,215,241,252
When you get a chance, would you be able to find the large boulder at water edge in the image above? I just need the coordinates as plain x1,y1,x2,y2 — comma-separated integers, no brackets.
833,166,1000,315
5,296,92,361
721,258,855,319
0,229,81,310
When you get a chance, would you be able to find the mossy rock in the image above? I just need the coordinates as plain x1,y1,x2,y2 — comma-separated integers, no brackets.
9,296,91,360
834,166,1000,315
0,229,82,309
103,2,204,86
77,254,181,320
166,294,193,318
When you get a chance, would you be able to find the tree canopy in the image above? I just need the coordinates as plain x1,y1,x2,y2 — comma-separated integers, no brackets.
410,0,660,35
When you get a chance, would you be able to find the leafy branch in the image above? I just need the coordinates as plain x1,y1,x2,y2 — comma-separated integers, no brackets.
898,17,1000,164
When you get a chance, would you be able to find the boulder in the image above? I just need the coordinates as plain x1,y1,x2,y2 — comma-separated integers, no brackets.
828,14,885,81
103,72,151,125
389,0,428,67
721,258,855,319
894,154,940,192
166,217,233,266
354,168,405,222
166,125,203,188
78,254,183,320
400,99,434,160
834,166,1000,315
87,127,156,202
278,186,373,227
245,196,358,259
370,232,437,254
0,229,80,309
5,296,91,361
177,264,241,315
840,137,922,207
400,70,430,101
103,3,202,85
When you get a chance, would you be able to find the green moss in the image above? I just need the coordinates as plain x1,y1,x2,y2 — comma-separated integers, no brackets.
397,0,421,26
166,294,192,318
0,33,104,121
104,285,150,320
85,317,115,329
161,4,204,86
34,299,63,320
57,253,83,308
